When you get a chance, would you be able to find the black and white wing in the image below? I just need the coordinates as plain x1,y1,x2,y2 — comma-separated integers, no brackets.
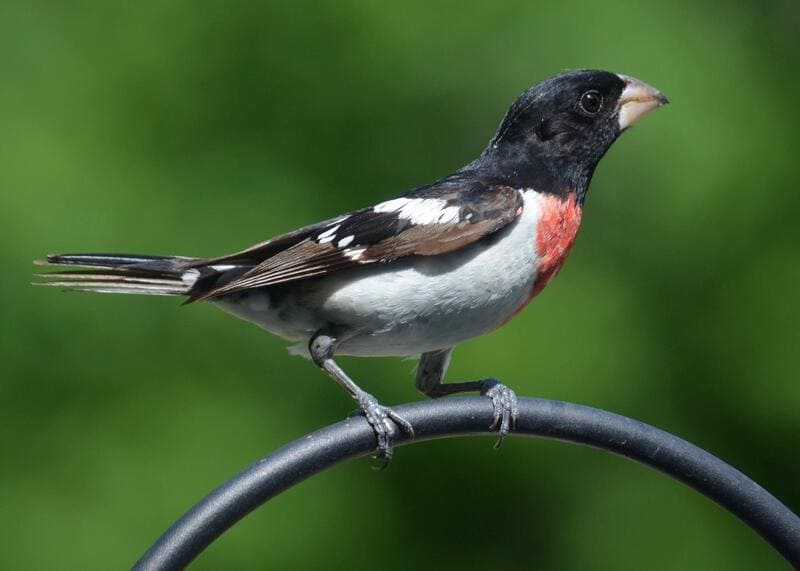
187,179,523,302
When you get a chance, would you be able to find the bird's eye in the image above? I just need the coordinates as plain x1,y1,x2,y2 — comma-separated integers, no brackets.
578,90,602,115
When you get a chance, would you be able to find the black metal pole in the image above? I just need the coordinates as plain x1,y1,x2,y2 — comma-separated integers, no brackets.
133,397,800,570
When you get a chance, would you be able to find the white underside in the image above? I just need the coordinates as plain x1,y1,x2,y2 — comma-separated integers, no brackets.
215,190,543,357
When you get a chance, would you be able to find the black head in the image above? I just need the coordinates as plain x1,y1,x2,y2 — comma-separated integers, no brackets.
476,70,667,201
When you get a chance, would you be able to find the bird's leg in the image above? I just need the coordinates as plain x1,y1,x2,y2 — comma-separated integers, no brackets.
309,330,414,468
416,348,519,446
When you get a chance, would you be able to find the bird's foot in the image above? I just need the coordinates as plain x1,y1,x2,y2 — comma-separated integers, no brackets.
356,391,415,470
481,379,519,448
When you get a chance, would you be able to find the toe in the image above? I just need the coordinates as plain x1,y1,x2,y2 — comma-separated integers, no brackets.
387,409,415,439
483,381,519,444
356,392,407,467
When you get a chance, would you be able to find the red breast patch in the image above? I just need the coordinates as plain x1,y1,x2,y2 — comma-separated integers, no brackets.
499,192,583,328
531,192,583,297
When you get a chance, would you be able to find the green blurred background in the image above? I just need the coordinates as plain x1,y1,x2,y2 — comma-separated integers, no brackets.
2,1,799,569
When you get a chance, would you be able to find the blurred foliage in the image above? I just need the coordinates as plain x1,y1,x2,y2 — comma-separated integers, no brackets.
2,0,799,569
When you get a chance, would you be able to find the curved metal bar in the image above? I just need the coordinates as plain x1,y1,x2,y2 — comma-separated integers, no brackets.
133,397,800,570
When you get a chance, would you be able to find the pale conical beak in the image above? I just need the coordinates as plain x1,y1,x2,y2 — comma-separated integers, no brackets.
616,74,668,131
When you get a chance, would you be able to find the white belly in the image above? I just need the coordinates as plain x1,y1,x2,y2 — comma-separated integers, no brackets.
216,190,543,357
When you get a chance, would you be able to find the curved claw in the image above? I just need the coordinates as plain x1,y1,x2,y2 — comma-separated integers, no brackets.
386,408,416,440
481,379,519,448
356,392,415,469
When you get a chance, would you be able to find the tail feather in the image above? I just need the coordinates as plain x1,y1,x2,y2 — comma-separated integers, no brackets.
36,253,186,267
33,253,199,296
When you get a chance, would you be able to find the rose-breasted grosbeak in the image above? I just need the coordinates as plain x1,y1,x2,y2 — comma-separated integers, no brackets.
36,70,667,464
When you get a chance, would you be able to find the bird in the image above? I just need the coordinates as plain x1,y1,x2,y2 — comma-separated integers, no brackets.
35,70,667,466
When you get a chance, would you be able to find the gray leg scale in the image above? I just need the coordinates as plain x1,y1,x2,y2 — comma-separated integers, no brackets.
416,347,519,445
309,330,414,467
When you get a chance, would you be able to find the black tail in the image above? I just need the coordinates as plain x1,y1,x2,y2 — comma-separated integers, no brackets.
33,253,199,296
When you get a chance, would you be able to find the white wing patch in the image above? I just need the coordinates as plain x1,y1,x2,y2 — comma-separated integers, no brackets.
373,197,460,225
337,235,355,247
317,224,341,244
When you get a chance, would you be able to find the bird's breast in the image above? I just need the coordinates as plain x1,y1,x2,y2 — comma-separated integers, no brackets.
499,191,583,326
532,192,583,296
